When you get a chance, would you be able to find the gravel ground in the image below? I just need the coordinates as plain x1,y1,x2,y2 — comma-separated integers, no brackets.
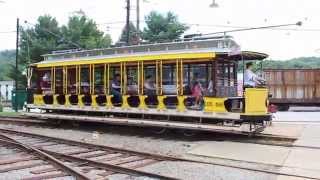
0,147,74,180
0,122,284,180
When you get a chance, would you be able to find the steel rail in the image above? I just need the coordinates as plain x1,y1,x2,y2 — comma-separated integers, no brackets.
0,128,179,179
0,127,319,179
0,133,91,180
0,127,180,161
44,149,179,180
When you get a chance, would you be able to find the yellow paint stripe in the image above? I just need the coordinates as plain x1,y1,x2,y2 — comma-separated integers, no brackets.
36,52,215,68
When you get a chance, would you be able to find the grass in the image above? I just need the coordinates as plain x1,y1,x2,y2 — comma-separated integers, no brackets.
0,111,21,117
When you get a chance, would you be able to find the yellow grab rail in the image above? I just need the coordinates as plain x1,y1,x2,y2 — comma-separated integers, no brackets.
104,64,107,94
92,64,95,95
107,64,110,95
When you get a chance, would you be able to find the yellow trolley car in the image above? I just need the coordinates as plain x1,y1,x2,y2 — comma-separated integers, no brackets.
25,36,271,135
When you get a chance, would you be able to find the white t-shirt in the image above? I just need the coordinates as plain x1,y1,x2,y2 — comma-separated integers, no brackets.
244,69,257,87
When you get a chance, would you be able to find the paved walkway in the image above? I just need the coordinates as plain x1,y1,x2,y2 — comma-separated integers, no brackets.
188,124,320,180
261,123,304,138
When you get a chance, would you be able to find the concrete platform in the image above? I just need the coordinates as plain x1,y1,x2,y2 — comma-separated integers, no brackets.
278,147,320,179
189,141,320,179
188,122,320,179
274,111,320,123
277,124,320,179
283,148,320,170
294,125,320,147
262,123,304,138
188,141,290,166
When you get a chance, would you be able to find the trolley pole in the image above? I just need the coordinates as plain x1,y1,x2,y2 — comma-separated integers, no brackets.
126,0,131,45
15,18,19,112
136,0,140,41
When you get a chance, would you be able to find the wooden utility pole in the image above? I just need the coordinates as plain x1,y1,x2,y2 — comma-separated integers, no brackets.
15,18,19,112
136,0,140,39
126,0,130,45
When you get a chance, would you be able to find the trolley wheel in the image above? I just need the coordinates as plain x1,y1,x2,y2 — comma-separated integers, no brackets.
54,119,63,126
150,127,167,135
182,129,198,137
71,121,80,127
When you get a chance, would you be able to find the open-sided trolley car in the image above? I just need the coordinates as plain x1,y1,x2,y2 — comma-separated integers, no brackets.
25,36,272,135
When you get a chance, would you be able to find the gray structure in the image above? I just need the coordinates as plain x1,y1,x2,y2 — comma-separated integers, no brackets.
0,80,14,102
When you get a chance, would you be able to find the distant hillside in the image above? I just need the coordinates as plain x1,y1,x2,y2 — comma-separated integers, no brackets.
0,50,15,81
1,49,320,80
263,57,320,69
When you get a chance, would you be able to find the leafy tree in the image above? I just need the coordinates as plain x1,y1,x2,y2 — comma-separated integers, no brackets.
60,14,112,49
0,50,15,81
118,22,140,45
237,57,320,72
10,15,62,88
142,11,189,42
20,15,61,65
12,13,112,88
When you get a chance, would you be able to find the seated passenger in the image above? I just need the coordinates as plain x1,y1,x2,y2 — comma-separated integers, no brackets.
144,75,156,96
111,74,121,103
69,83,77,94
95,86,104,95
81,82,90,94
41,72,52,95
127,76,138,95
244,62,265,88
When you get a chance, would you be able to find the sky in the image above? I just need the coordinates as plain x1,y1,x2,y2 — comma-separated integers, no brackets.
0,0,319,60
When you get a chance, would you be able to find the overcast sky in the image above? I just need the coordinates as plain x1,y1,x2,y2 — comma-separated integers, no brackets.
0,0,319,60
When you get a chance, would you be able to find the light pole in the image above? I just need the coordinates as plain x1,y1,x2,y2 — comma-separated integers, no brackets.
136,0,140,33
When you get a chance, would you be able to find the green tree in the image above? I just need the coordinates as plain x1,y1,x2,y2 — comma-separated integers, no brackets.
60,14,112,49
20,15,61,65
142,11,189,42
118,22,140,45
11,15,62,88
15,13,112,88
0,50,15,81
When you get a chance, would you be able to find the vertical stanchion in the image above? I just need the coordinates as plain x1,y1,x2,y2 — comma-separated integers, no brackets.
104,64,107,94
107,64,110,95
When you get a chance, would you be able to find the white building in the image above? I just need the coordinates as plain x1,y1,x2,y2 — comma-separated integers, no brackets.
0,81,14,101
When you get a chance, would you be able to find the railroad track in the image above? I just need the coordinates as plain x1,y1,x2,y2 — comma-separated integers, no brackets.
0,134,86,179
0,128,179,180
0,126,319,180
0,138,72,179
0,116,48,124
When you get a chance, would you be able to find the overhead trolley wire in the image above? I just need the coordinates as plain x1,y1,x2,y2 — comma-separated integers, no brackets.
96,20,320,32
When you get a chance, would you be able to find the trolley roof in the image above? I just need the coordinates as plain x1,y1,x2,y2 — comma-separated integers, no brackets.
34,36,268,68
